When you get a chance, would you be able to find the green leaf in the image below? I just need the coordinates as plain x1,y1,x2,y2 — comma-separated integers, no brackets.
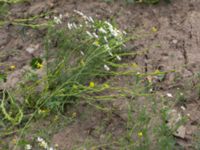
0,73,6,82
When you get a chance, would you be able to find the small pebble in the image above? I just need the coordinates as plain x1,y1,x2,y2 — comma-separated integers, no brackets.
172,39,178,44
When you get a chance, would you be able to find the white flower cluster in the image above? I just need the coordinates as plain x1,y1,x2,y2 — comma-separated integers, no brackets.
68,10,126,72
104,64,110,71
53,14,63,24
67,22,79,30
74,10,94,23
166,93,173,98
37,137,55,150
25,144,32,150
104,21,122,38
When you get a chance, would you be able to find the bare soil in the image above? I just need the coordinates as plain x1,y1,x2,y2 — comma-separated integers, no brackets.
1,0,200,149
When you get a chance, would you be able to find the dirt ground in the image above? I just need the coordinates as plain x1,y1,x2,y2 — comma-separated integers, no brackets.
1,0,200,149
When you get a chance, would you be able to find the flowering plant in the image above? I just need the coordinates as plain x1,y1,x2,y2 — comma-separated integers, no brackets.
43,10,127,110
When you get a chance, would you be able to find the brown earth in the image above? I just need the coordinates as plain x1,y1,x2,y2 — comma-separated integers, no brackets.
1,0,200,149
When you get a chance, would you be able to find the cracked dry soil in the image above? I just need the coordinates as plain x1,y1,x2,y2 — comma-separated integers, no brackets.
1,0,200,149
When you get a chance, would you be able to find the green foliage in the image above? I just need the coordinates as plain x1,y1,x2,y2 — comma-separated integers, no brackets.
0,90,23,125
0,73,6,82
44,12,127,111
157,108,176,149
30,57,43,69
0,0,28,19
0,8,183,150
0,0,27,3
0,11,128,128
0,2,8,18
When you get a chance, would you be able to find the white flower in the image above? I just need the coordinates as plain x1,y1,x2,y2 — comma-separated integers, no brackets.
105,44,111,50
116,55,121,61
39,141,48,149
111,29,120,37
86,31,93,38
105,21,120,37
99,27,107,34
85,21,88,25
111,31,118,37
93,32,98,38
180,106,186,111
105,21,113,29
176,113,182,122
108,51,113,56
74,10,87,20
104,36,108,43
74,10,84,17
49,147,54,150
149,88,153,92
67,23,72,30
25,144,32,150
122,44,126,47
104,64,110,71
59,14,63,19
67,22,77,29
37,137,44,142
45,16,50,19
166,93,173,98
104,45,113,56
122,31,127,35
88,16,94,23
72,22,77,28
53,16,62,24
80,51,84,56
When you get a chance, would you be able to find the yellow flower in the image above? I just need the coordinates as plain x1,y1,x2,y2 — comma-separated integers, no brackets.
147,76,152,83
54,115,59,121
93,40,100,46
36,62,43,69
72,85,78,89
151,26,158,33
132,63,138,68
154,69,161,74
10,65,16,70
138,132,143,137
80,59,85,66
72,112,77,118
89,81,95,88
103,83,109,88
12,138,17,144
38,109,49,114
